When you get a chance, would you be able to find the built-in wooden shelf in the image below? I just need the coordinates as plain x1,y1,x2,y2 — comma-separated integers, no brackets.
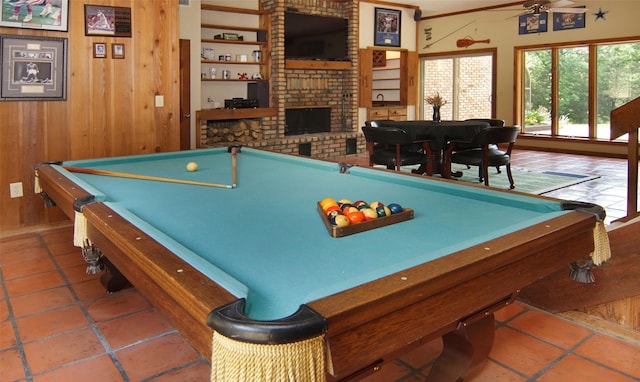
202,79,268,82
201,38,266,46
285,60,352,70
201,60,261,65
200,4,269,15
197,108,277,121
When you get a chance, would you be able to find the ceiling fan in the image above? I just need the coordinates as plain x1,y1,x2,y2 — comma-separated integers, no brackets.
518,0,587,15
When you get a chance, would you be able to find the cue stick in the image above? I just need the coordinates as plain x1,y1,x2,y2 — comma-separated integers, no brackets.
231,146,237,188
62,166,234,189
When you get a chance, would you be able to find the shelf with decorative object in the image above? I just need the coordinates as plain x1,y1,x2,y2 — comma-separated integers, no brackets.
201,79,268,82
200,4,271,104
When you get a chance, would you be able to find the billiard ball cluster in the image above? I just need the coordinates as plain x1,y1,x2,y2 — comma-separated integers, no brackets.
319,197,403,227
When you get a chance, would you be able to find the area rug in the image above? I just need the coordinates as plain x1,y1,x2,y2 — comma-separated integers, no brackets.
447,164,600,194
378,164,600,195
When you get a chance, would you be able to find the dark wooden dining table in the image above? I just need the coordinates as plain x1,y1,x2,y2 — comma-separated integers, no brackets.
366,120,491,177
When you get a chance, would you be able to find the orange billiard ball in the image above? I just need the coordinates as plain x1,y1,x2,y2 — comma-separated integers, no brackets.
346,210,365,224
342,206,359,215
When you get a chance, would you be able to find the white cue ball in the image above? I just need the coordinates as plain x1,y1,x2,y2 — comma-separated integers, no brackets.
186,162,198,172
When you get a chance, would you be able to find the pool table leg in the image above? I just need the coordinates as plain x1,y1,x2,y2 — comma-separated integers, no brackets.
426,313,495,382
99,256,131,292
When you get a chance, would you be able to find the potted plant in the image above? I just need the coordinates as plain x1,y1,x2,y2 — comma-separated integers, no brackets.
426,92,447,122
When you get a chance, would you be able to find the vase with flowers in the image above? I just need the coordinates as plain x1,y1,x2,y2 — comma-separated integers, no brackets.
426,92,447,122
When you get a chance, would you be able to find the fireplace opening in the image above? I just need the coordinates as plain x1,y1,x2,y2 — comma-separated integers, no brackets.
285,107,331,136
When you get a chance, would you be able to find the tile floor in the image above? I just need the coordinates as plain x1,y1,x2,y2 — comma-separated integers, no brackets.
1,150,639,381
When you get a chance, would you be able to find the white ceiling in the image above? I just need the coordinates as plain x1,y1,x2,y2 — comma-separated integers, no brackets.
403,0,593,16
410,1,522,16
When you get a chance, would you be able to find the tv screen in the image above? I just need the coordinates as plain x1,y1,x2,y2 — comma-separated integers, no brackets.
284,12,348,61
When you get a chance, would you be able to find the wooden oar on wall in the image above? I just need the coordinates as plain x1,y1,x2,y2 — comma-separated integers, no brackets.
457,37,491,48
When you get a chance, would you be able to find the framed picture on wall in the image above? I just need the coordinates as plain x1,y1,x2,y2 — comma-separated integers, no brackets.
0,35,67,101
112,43,125,59
518,13,548,35
93,43,107,58
374,8,401,47
553,8,586,31
84,5,132,37
0,0,69,32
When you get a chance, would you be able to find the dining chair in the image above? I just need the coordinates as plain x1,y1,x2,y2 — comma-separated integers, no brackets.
361,126,433,176
444,126,520,188
462,119,506,173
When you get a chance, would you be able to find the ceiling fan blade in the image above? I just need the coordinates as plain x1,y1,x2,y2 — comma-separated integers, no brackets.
550,0,576,7
550,7,588,13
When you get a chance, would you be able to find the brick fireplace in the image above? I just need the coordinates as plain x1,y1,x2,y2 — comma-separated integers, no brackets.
200,0,364,160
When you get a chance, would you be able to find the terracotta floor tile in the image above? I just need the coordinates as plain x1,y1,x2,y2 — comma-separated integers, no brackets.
4,271,66,297
537,354,638,382
147,360,211,382
494,301,527,323
0,244,49,267
507,308,593,349
0,348,26,381
17,305,89,342
39,227,74,251
0,233,40,254
489,327,565,377
23,327,105,374
0,298,8,321
116,332,200,381
465,360,526,382
85,289,152,322
32,354,124,382
10,286,76,317
98,308,174,350
1,257,57,280
61,263,102,284
44,240,77,258
0,320,16,350
574,333,640,379
54,251,87,269
72,278,110,301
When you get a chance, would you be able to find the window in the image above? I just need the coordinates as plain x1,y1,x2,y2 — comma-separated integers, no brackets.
517,40,640,141
420,50,496,121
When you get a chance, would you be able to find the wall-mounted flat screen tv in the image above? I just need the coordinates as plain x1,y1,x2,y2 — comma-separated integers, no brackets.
284,12,349,61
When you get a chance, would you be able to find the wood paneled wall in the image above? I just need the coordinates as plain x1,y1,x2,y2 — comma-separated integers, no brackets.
0,0,180,232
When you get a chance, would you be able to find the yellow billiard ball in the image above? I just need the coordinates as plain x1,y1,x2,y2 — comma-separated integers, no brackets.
186,162,198,172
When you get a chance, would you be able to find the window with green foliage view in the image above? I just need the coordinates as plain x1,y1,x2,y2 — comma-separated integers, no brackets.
521,40,640,141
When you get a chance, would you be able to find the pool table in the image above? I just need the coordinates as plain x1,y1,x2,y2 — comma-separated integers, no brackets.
35,147,604,381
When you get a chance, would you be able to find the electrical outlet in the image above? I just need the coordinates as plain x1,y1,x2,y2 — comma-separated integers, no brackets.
9,182,23,198
155,95,164,107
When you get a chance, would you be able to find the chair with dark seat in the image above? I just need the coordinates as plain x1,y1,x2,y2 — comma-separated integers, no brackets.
362,126,433,176
444,126,519,188
462,119,506,173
